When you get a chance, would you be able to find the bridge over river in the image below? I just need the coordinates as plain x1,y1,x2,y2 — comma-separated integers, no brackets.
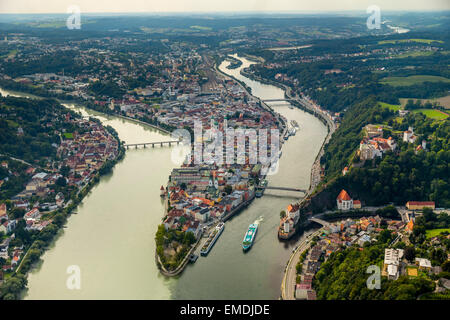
262,98,295,103
264,186,306,193
124,140,180,149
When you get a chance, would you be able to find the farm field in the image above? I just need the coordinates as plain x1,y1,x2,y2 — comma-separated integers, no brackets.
399,96,450,109
394,50,434,58
380,75,450,87
378,101,449,120
412,109,449,120
378,39,444,45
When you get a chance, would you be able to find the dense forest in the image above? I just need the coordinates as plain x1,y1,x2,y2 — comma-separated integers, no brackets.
0,157,30,201
88,80,125,99
0,96,81,164
2,51,81,77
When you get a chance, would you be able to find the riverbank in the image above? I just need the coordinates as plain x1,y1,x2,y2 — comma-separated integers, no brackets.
23,112,177,299
233,57,336,242
0,87,174,138
156,231,203,277
168,55,327,300
238,63,336,193
154,56,288,277
281,227,323,300
8,56,328,299
7,125,125,299
0,87,178,299
215,58,289,145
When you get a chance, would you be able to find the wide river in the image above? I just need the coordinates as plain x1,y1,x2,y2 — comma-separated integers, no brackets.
0,55,327,299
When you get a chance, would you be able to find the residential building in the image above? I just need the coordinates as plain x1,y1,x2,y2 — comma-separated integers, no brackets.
383,248,404,280
415,258,432,271
406,201,435,210
337,189,360,211
403,127,418,144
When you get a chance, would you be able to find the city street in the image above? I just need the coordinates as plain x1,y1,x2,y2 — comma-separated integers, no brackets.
281,228,323,300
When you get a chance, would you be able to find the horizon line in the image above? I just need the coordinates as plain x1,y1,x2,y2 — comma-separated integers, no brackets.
1,9,449,15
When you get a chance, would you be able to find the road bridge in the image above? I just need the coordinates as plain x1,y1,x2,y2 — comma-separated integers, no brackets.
309,217,332,228
264,186,306,193
262,99,295,103
124,140,180,149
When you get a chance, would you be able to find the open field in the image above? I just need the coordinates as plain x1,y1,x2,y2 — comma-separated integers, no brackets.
394,51,434,59
426,228,450,238
412,109,449,120
400,96,450,109
378,101,449,120
378,101,401,111
378,39,444,45
190,25,213,31
63,132,74,139
267,45,312,51
380,75,450,87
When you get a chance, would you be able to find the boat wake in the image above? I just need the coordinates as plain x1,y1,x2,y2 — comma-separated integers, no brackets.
254,216,264,225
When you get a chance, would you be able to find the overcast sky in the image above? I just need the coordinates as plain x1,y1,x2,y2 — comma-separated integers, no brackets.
0,0,449,14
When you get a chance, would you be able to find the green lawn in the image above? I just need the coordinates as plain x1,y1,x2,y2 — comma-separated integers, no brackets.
378,101,401,111
63,132,74,139
378,101,449,120
412,109,449,120
380,75,450,87
426,228,450,238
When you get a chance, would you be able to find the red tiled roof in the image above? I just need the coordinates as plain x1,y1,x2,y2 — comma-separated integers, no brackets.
337,189,351,201
407,201,435,206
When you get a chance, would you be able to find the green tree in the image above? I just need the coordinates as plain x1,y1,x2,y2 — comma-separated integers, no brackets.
441,260,450,272
56,177,67,187
378,230,392,244
183,231,196,246
404,246,415,262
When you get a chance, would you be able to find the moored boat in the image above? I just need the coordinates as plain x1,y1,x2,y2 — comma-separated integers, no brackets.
255,180,268,198
200,222,225,256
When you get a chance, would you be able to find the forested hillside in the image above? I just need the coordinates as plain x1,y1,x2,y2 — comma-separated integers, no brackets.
0,96,80,164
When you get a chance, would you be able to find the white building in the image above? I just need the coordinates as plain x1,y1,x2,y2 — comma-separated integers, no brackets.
384,248,404,280
403,127,418,144
337,189,353,210
415,257,432,271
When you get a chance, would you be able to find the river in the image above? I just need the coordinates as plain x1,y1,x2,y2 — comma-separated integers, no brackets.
0,55,327,300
